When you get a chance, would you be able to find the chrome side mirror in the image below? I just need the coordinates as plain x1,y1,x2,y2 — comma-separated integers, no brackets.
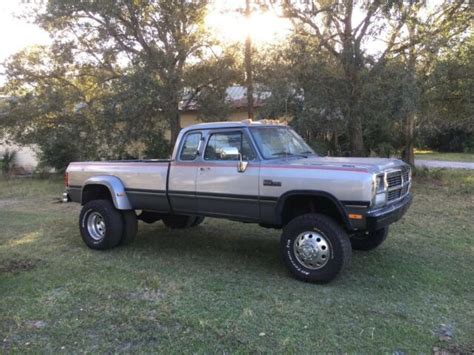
219,146,248,172
238,160,248,173
219,147,239,160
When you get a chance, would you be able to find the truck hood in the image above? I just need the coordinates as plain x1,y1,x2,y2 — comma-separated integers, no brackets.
264,156,406,174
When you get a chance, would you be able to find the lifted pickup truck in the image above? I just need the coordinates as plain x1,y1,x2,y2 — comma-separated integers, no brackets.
64,120,412,283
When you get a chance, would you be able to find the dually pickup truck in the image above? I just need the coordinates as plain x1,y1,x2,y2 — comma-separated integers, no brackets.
64,120,412,283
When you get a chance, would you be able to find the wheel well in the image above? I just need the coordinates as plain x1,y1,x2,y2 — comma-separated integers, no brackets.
82,184,113,205
280,195,347,229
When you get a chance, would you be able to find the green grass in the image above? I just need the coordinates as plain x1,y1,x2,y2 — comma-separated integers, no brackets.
415,150,474,162
1,173,473,353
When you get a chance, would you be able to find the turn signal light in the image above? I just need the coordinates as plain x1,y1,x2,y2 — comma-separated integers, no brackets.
348,213,363,220
64,172,69,187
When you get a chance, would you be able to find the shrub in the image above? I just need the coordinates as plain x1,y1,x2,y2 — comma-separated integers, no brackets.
1,149,17,177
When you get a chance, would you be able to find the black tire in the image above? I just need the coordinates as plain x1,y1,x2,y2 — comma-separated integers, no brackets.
190,216,205,227
162,215,196,229
79,199,123,250
119,210,138,246
281,213,352,283
350,227,389,251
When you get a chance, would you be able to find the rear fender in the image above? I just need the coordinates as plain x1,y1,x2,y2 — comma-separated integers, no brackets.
82,176,132,210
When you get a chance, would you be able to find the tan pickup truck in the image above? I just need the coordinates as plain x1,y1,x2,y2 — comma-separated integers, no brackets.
64,120,412,283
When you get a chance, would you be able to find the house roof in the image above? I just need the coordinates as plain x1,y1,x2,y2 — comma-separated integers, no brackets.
180,85,270,111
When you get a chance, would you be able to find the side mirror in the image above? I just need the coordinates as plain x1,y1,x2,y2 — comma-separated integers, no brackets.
219,147,240,160
238,160,248,173
218,146,248,173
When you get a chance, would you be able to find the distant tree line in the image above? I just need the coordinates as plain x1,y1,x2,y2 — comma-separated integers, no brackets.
0,0,472,170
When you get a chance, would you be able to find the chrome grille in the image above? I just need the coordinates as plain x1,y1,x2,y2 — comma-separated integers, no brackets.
388,189,401,201
386,166,411,203
387,172,402,188
402,168,410,183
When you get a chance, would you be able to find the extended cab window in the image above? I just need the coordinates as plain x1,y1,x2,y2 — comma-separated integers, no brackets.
204,131,256,161
180,132,202,160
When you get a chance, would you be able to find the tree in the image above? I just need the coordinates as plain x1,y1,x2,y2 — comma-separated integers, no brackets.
1,1,240,170
256,35,415,157
394,1,471,164
418,34,474,153
38,0,231,147
282,0,470,159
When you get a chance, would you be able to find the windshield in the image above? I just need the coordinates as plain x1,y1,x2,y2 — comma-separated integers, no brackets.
249,127,316,159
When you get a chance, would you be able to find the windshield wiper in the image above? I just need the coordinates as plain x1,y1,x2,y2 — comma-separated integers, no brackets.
272,151,308,158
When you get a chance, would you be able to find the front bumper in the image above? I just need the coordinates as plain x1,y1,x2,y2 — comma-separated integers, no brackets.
366,193,413,230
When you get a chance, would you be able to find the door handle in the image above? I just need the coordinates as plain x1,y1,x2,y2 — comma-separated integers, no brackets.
199,167,210,171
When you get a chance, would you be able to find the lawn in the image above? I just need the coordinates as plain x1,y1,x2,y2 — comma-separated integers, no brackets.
415,150,474,162
1,171,473,353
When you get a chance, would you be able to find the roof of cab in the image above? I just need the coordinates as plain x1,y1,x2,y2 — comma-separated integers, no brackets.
181,119,287,133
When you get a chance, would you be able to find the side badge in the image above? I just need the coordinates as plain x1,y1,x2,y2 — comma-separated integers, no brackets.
263,179,282,187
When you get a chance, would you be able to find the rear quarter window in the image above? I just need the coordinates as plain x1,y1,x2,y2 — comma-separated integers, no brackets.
180,132,202,160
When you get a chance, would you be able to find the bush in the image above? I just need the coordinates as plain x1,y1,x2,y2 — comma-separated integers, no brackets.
1,149,17,177
417,124,474,153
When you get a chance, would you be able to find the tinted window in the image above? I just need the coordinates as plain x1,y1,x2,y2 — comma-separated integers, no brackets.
180,132,202,160
204,131,256,161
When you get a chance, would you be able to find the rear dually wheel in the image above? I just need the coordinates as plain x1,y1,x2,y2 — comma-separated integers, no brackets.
79,199,123,250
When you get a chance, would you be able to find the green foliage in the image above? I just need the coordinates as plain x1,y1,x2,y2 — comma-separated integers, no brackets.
265,1,471,158
418,36,474,153
256,37,419,157
0,0,238,170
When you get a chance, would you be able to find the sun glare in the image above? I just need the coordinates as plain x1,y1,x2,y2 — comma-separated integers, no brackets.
205,6,290,46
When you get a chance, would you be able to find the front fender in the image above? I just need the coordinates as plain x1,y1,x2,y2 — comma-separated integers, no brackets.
82,175,132,210
275,190,353,230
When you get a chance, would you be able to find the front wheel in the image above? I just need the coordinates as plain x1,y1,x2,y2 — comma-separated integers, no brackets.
281,213,352,283
350,227,389,251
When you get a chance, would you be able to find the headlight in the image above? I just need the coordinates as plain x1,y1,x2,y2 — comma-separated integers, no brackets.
373,192,387,208
372,173,387,208
375,173,386,193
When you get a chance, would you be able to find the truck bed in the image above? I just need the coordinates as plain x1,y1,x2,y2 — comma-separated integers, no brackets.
67,160,172,212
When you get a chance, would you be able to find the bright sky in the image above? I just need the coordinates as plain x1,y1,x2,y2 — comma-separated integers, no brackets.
0,1,50,62
0,0,50,84
205,1,291,46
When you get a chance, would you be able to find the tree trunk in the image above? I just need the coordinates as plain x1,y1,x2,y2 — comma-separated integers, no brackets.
245,0,254,119
344,68,365,156
342,0,365,156
402,25,417,167
402,111,415,166
169,106,181,152
164,88,181,153
348,114,365,156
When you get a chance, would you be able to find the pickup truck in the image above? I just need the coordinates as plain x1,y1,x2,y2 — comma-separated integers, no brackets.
64,120,412,283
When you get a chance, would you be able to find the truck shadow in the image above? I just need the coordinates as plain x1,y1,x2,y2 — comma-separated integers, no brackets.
129,220,284,275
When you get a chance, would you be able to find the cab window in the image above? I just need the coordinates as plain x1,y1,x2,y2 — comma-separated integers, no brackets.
180,132,202,160
204,131,256,161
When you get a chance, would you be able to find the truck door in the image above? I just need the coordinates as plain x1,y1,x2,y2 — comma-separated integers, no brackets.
196,129,260,220
168,131,202,214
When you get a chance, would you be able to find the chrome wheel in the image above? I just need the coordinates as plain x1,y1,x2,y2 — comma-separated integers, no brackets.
86,211,106,241
293,231,331,269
